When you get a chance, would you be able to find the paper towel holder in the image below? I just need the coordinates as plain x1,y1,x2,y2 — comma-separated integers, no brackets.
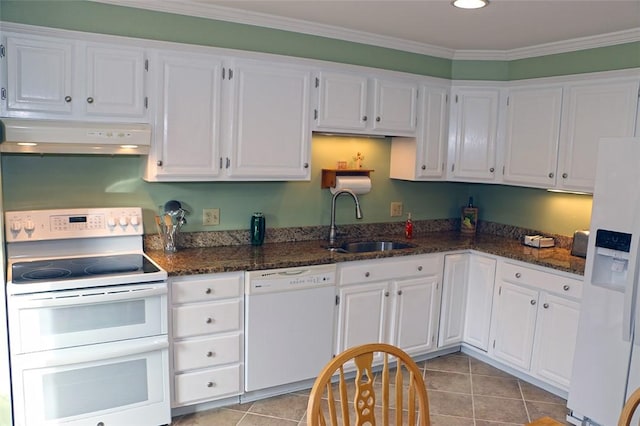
321,168,374,189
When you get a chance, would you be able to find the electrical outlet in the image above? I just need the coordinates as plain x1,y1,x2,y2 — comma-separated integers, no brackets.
390,202,403,217
203,208,220,226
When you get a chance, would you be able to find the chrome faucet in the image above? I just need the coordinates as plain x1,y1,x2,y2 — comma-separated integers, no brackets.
328,189,363,246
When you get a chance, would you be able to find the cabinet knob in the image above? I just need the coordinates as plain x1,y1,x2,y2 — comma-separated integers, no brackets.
206,351,215,357
530,299,537,305
515,272,522,278
421,165,426,170
205,288,212,294
397,290,403,296
417,266,423,271
207,381,216,388
384,291,390,297
157,160,163,167
376,116,381,122
489,167,495,173
86,97,94,104
543,303,549,309
365,272,370,277
64,95,72,103
206,317,214,324
563,284,570,291
362,115,368,122
562,173,568,179
548,172,554,178
303,163,309,169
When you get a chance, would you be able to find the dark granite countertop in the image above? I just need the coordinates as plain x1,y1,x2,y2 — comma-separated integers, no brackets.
146,231,585,277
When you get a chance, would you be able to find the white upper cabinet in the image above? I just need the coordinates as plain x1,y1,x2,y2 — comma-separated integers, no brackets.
145,52,312,182
146,50,224,180
447,87,500,182
502,86,563,188
2,33,147,120
226,60,311,180
314,70,418,136
390,83,449,181
556,78,639,192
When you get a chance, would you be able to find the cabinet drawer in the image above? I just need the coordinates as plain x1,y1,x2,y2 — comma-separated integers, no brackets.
500,261,582,299
173,333,241,372
339,254,442,285
172,299,242,338
172,273,242,304
174,364,242,405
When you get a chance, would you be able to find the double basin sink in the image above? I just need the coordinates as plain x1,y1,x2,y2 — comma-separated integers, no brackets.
329,240,416,254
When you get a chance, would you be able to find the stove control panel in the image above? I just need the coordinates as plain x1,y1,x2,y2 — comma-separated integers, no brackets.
5,207,144,242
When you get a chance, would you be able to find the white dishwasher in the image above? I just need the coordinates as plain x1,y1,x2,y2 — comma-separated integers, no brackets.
244,263,337,392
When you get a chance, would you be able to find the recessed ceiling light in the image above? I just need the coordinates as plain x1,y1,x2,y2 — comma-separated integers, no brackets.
452,0,488,9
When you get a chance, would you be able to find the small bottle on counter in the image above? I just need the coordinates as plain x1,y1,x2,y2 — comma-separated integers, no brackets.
405,212,413,239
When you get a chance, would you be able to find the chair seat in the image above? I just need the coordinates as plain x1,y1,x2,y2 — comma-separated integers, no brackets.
526,416,564,426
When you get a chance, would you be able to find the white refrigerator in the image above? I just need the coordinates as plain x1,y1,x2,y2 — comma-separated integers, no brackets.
567,137,640,426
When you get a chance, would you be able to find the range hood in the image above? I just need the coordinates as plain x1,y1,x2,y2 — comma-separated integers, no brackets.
0,118,151,155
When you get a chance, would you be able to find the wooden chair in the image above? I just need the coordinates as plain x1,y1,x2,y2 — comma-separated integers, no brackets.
307,343,431,426
619,387,640,426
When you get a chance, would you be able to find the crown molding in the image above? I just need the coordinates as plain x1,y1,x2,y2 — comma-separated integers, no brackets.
90,0,640,61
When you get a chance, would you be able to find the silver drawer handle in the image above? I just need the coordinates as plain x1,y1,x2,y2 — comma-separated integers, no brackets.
530,299,536,305
64,95,72,103
515,272,522,278
207,381,216,388
206,317,214,324
563,284,570,291
86,96,94,104
206,351,215,357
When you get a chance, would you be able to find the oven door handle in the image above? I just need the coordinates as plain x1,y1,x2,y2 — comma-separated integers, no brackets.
19,336,169,368
14,285,167,309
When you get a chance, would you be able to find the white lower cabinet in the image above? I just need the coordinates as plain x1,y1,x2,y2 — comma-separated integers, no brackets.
489,259,582,391
169,272,244,407
438,252,496,351
335,254,443,358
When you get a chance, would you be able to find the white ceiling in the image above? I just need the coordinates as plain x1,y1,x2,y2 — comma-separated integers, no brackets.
96,0,640,58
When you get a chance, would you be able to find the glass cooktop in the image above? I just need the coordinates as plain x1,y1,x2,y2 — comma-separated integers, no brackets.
11,254,161,283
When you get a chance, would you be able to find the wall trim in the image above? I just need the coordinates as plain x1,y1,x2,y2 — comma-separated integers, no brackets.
91,0,640,61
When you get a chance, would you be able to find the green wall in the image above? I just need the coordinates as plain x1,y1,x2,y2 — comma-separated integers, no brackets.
2,0,628,236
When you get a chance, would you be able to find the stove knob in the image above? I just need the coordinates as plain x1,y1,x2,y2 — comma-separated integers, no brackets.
24,220,35,234
10,221,22,233
107,217,117,229
130,215,140,227
119,216,129,227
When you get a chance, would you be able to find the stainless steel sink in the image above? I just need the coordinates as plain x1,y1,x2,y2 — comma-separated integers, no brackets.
331,240,416,253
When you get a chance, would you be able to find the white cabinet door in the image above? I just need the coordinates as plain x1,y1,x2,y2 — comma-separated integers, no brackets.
449,87,500,181
531,292,580,390
389,84,449,181
227,60,311,180
335,281,389,354
391,276,440,355
5,34,73,114
491,281,539,370
438,253,469,347
463,254,496,351
372,78,418,134
503,86,562,188
149,51,223,180
84,44,146,117
557,78,640,192
315,71,368,131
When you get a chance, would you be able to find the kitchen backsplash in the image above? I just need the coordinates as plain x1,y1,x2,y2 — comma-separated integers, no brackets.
144,219,573,251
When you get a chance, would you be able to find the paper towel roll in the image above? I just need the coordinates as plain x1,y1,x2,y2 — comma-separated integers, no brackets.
330,176,371,195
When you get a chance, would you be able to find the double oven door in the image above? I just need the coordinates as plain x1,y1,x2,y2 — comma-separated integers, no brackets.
8,281,170,426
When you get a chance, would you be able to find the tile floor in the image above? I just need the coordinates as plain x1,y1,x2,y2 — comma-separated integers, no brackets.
171,351,569,426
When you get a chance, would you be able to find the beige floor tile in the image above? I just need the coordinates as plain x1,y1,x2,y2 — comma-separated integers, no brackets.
171,407,246,425
519,381,567,405
470,358,514,379
238,413,298,425
472,375,522,399
429,413,475,425
475,421,522,426
473,395,529,423
425,370,472,394
425,354,471,374
427,390,474,418
526,401,570,425
249,393,309,421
